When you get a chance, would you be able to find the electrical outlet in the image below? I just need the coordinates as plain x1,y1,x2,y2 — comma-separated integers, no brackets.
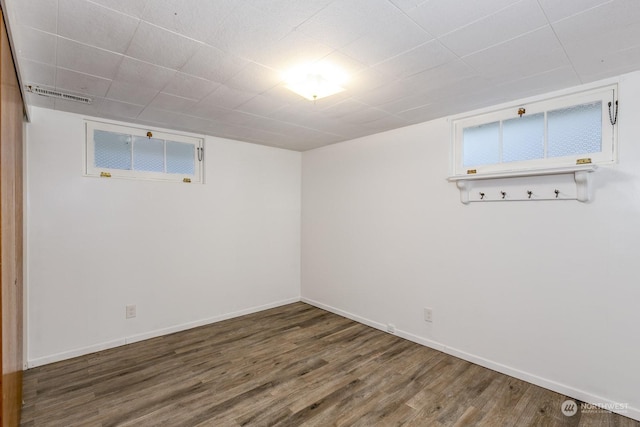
424,307,433,323
387,323,396,334
126,304,137,319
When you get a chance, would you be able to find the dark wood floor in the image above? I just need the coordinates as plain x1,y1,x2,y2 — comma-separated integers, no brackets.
20,302,638,426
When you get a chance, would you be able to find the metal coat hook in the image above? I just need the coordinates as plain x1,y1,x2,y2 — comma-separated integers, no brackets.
527,190,532,199
500,191,506,199
608,96,618,125
554,189,560,198
479,192,485,200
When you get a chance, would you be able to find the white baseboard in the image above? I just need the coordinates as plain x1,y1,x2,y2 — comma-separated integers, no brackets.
27,297,301,368
301,297,640,422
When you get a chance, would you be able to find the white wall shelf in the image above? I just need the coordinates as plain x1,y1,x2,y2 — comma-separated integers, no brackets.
448,165,598,204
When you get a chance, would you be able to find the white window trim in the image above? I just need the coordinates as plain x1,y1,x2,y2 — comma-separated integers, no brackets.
85,120,204,183
450,84,618,177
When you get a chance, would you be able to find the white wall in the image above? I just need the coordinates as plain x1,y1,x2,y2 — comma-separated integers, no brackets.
302,71,640,420
26,107,301,366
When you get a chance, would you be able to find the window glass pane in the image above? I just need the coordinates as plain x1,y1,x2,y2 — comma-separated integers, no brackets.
463,122,500,167
94,130,131,170
166,140,195,175
548,101,602,158
503,113,544,162
133,137,164,172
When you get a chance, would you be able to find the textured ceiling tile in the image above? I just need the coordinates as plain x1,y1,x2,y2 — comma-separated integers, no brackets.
26,92,55,109
235,94,288,117
187,101,232,121
137,107,180,123
54,96,103,116
211,3,295,60
162,73,220,102
297,0,396,49
388,0,426,13
439,0,549,57
12,0,58,33
319,99,370,119
406,0,521,36
21,59,56,86
552,0,640,52
537,0,613,23
15,26,56,65
247,0,334,27
90,0,149,18
56,38,123,80
250,32,334,71
106,81,160,105
125,22,202,70
141,0,237,45
99,98,145,120
225,62,281,94
180,45,249,84
55,68,112,97
149,93,198,111
377,93,432,114
463,27,570,82
198,85,256,110
58,0,140,53
341,107,390,124
373,40,458,80
340,10,432,67
574,45,640,83
115,57,176,90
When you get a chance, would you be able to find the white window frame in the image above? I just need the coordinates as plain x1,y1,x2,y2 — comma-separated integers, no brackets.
451,84,617,177
85,120,204,183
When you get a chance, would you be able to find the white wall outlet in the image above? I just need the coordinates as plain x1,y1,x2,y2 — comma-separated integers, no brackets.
424,307,433,323
387,323,396,334
126,304,137,319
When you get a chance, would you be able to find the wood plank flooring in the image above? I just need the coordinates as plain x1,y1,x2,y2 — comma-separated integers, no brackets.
20,303,639,426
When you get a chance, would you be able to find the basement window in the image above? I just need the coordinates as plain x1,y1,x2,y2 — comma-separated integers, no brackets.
451,85,617,177
85,121,204,183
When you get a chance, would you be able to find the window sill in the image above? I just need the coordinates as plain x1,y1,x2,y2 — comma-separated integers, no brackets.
448,164,598,204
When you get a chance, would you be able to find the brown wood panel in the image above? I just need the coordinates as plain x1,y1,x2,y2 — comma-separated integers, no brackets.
19,303,640,426
0,9,24,427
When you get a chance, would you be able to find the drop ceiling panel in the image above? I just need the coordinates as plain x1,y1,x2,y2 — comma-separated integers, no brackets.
373,40,457,80
405,0,521,37
55,68,112,97
58,0,140,53
536,0,613,22
12,0,58,33
56,38,124,80
180,45,249,84
114,57,176,90
125,22,203,70
140,0,238,45
14,27,56,65
99,99,145,121
6,0,640,151
438,0,548,57
21,59,56,87
162,73,220,102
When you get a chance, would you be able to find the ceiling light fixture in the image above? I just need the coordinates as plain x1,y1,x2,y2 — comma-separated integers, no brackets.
283,63,347,101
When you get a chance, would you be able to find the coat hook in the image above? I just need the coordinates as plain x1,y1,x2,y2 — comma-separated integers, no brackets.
554,189,560,198
527,190,532,199
500,191,506,199
479,192,485,200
